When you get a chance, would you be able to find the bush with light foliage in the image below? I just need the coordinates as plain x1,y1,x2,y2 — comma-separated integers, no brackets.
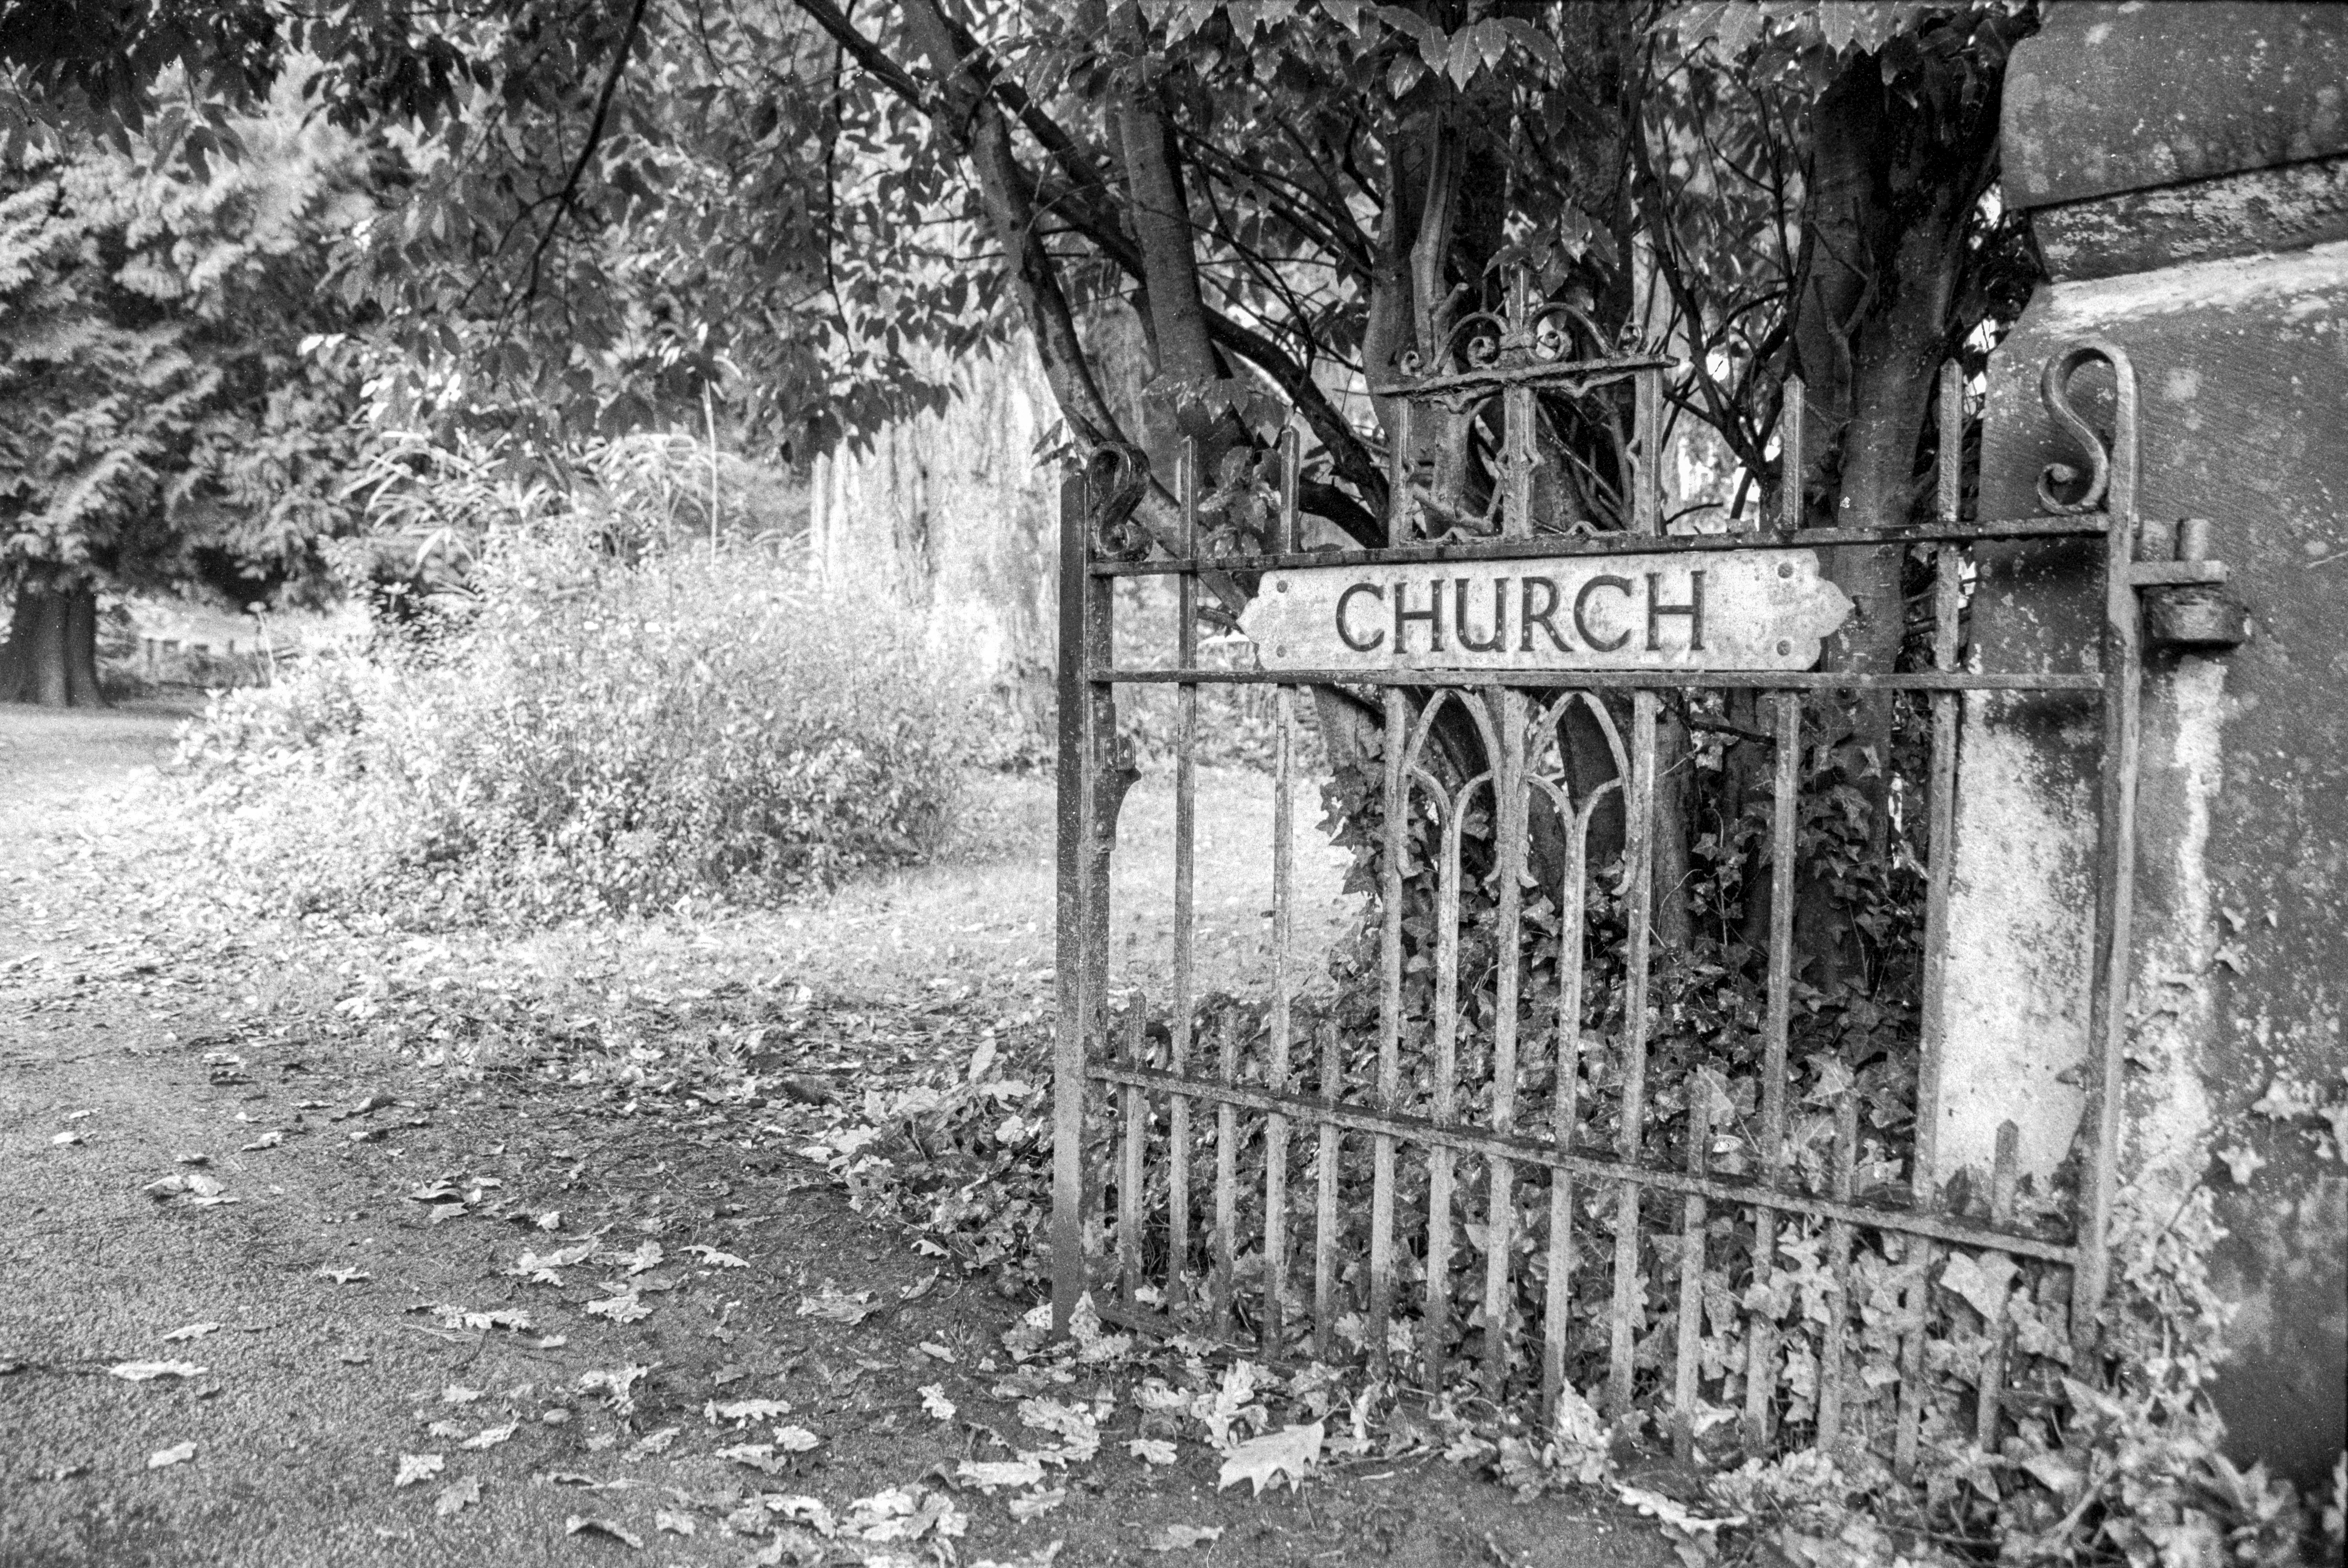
176,522,971,925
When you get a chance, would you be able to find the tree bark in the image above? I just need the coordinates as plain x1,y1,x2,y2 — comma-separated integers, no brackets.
1,582,105,707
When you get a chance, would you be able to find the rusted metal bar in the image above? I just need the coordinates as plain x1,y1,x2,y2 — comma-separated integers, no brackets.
1370,350,1674,401
2072,341,2145,1351
1815,1092,1860,1448
1119,999,1145,1302
1899,360,1969,1478
1607,690,1659,1417
1261,429,1301,1357
1086,1064,2082,1265
1369,686,1407,1377
1168,444,1198,1309
1540,776,1594,1420
1051,472,1090,1334
1092,668,2103,694
1214,1013,1239,1340
1482,691,1527,1399
1672,1085,1712,1462
1085,519,2109,577
1423,752,1472,1384
1314,1019,1342,1362
1743,692,1802,1447
1975,1120,2022,1448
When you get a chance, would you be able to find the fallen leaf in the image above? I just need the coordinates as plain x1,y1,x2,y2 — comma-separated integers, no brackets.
536,1211,562,1231
655,1509,696,1537
716,1443,786,1474
147,1442,196,1469
319,1268,370,1284
956,1458,1045,1493
917,1342,956,1363
1006,1488,1066,1522
1128,1438,1177,1466
1217,1422,1323,1497
774,1427,821,1453
919,1384,957,1422
239,1131,285,1152
584,1293,651,1324
579,1366,649,1414
175,1152,211,1167
795,1283,878,1325
442,1385,484,1405
434,1476,481,1517
1146,1524,1223,1551
109,1361,206,1381
51,1131,83,1146
330,1093,395,1122
714,1398,793,1423
565,1516,644,1548
684,1245,748,1269
899,1269,940,1302
160,1323,221,1343
461,1422,517,1451
627,1427,680,1457
394,1453,445,1489
1614,1485,1745,1534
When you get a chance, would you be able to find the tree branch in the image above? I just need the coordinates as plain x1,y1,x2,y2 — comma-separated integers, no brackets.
522,0,652,303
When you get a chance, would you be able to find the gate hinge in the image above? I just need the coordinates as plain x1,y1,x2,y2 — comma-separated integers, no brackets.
2133,518,2254,650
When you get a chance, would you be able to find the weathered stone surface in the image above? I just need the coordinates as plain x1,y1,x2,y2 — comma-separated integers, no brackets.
2002,3,2348,209
2032,155,2348,281
1945,239,2348,1488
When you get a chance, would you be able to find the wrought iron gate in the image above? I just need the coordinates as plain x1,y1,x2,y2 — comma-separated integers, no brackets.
1051,294,2167,1468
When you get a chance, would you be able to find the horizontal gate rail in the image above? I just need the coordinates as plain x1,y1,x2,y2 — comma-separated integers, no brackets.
1093,667,2104,691
1085,514,2111,576
1053,274,2146,1477
1081,1060,2082,1266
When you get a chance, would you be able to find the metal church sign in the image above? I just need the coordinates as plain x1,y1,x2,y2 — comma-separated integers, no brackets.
1238,550,1854,673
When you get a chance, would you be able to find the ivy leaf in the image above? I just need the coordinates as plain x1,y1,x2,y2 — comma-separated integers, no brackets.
1216,1421,1322,1496
1936,1250,2016,1321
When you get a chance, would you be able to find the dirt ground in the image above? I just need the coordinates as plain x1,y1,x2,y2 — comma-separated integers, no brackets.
0,701,1680,1568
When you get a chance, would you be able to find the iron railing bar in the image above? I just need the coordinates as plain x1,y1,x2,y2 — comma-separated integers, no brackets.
1089,668,2105,693
2073,341,2145,1352
1743,691,1802,1448
1369,350,1676,399
1540,798,1594,1421
1424,764,1475,1385
1050,472,1091,1336
1085,517,2111,577
1672,1085,1711,1461
1083,1064,2084,1265
1119,1000,1146,1302
1314,1020,1341,1362
1815,1092,1860,1448
1213,1013,1239,1340
1262,428,1300,1358
1976,1120,2022,1448
1369,687,1407,1377
1482,691,1527,1401
1168,444,1199,1311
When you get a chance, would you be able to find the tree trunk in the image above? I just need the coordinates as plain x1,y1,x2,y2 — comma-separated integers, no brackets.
0,582,105,707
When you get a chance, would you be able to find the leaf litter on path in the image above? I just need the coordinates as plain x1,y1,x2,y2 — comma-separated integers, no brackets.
434,1475,481,1517
109,1360,206,1381
796,1281,878,1325
146,1442,196,1469
1216,1422,1322,1497
1146,1524,1223,1551
159,1323,220,1342
565,1516,644,1548
394,1453,444,1488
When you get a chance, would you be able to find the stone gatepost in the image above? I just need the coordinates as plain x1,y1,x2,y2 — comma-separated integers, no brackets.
1932,3,2345,1487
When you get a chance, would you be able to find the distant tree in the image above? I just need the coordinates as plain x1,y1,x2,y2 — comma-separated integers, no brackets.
0,79,379,704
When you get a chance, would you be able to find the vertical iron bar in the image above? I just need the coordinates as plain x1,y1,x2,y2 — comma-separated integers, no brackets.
1214,1013,1238,1341
1899,359,1968,1477
1482,695,1527,1399
1314,1020,1342,1362
1541,791,1589,1421
1168,444,1198,1309
1119,999,1146,1302
1975,1120,2022,1448
1607,691,1659,1417
1370,688,1407,1377
1672,1084,1711,1461
2074,345,2143,1350
1814,1091,1859,1449
1424,780,1466,1384
1743,692,1801,1447
1050,472,1091,1335
1779,375,1806,532
1261,429,1300,1357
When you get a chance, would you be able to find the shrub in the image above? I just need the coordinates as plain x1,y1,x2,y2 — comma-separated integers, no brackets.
178,521,972,924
